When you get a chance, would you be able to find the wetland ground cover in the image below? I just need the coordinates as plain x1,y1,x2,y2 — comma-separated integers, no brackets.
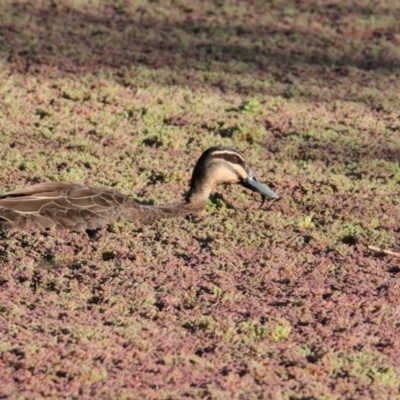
0,0,400,398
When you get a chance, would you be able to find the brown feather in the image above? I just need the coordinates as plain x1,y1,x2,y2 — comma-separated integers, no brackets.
0,183,128,231
0,146,279,232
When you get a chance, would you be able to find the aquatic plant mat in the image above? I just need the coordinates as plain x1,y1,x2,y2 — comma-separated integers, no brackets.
1,0,400,398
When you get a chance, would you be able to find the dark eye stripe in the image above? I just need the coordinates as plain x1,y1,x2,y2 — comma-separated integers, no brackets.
213,153,246,168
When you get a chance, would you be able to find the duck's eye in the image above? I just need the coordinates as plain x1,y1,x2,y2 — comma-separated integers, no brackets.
228,155,240,163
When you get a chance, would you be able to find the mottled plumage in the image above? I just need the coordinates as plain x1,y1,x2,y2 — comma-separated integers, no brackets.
0,146,279,232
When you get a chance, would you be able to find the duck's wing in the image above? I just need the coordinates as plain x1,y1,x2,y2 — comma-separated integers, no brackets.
0,182,130,231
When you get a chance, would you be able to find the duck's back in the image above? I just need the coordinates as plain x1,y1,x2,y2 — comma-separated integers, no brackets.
0,182,131,231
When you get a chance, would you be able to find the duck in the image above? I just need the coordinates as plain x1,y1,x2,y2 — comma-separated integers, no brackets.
0,146,279,232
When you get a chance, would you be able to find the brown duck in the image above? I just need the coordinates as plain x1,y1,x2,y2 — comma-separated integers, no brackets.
0,146,279,232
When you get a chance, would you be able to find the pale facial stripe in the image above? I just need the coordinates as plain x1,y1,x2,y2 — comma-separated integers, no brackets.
230,164,248,179
211,150,245,163
211,151,248,180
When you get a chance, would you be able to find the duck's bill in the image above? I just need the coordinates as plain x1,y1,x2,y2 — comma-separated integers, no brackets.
241,172,280,200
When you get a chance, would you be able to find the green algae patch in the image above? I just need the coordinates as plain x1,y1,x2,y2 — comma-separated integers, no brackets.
1,0,400,398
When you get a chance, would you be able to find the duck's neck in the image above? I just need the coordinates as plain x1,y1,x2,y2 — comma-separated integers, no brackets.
124,194,208,225
123,179,213,225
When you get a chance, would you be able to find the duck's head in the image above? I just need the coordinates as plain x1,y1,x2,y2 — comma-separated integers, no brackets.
187,146,280,203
